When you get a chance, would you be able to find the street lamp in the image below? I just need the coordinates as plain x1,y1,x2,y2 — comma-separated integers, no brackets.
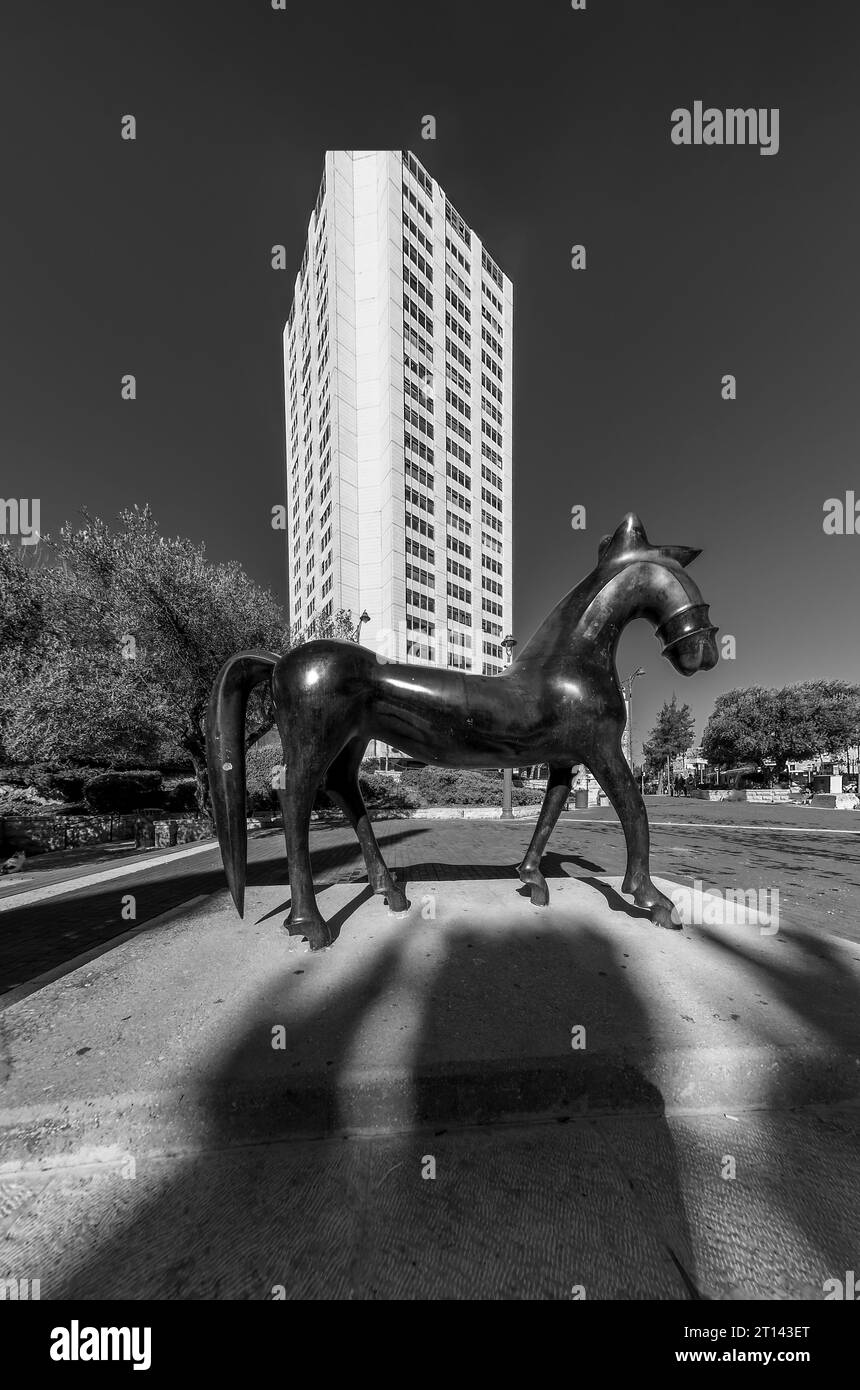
353,609,370,643
622,667,645,785
500,634,518,820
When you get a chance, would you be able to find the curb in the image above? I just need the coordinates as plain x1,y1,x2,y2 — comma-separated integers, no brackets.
0,840,218,914
1,1046,858,1159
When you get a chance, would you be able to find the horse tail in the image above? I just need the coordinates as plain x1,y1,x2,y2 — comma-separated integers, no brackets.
206,650,280,917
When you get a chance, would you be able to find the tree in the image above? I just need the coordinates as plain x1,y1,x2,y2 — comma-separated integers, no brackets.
701,682,860,782
807,680,860,770
642,695,695,792
0,507,355,810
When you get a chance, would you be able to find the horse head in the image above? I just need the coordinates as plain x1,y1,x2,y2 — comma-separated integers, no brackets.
596,513,719,676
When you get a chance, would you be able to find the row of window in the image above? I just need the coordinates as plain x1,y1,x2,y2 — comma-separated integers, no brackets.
482,439,503,470
406,535,434,566
445,284,470,324
445,311,471,349
481,460,502,490
406,485,434,515
405,293,433,337
481,302,502,338
405,404,434,439
403,210,433,256
483,281,503,316
406,562,433,589
405,458,433,490
445,235,470,276
481,324,503,360
447,581,471,604
482,246,503,289
403,179,432,229
482,371,502,405
405,151,433,196
404,238,433,283
446,460,470,490
446,261,469,299
447,436,470,466
446,411,470,445
446,338,471,373
405,321,434,365
445,199,471,247
482,348,502,382
405,267,433,308
482,486,503,513
405,444,435,482
482,396,502,427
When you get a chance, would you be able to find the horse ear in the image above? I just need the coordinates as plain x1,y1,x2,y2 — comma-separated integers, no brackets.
599,513,650,563
660,545,701,568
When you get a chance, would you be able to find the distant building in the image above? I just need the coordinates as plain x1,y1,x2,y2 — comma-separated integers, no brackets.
282,150,514,673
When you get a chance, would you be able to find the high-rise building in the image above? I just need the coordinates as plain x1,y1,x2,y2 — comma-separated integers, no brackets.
283,150,513,675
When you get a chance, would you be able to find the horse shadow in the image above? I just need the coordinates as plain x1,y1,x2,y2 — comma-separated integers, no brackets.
45,899,703,1300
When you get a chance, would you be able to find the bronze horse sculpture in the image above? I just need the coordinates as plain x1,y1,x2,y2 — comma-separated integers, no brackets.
207,514,718,950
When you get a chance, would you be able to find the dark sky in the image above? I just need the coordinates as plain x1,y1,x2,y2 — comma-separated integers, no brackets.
2,0,859,758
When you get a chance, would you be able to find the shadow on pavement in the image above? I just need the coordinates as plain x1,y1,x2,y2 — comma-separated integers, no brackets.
49,905,701,1300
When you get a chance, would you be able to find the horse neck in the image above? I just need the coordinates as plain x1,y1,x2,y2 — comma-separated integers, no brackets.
514,560,696,672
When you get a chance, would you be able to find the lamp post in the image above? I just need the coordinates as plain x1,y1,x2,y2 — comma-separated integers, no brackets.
622,667,645,774
353,609,370,643
500,634,517,819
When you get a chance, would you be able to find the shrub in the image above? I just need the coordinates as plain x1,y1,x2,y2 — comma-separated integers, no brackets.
401,766,498,806
162,778,198,813
400,765,545,807
27,763,58,797
84,770,164,813
246,741,282,814
0,766,28,787
358,772,418,811
48,770,88,802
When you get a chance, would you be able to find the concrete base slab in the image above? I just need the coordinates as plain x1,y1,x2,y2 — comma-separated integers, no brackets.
1,872,858,1163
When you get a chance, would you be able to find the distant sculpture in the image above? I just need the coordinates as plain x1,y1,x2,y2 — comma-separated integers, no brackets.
207,514,718,950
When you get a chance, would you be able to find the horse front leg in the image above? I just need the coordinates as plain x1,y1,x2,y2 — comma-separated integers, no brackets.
588,744,681,930
516,763,573,906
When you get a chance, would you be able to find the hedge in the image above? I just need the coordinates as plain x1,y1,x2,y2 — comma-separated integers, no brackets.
84,770,164,813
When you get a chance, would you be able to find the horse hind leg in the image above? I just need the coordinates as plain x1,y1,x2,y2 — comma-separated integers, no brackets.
275,769,332,951
517,764,573,906
324,739,410,914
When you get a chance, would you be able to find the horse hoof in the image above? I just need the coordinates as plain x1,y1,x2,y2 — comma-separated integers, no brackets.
517,864,548,905
284,915,332,951
649,902,683,931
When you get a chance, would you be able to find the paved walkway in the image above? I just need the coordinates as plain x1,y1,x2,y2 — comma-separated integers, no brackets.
3,807,860,996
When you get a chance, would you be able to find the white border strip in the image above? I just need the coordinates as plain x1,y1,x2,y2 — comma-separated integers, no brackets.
0,839,217,913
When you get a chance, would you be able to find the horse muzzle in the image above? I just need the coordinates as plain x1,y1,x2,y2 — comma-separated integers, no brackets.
655,604,719,675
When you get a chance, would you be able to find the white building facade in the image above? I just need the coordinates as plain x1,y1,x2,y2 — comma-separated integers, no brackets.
283,150,513,675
